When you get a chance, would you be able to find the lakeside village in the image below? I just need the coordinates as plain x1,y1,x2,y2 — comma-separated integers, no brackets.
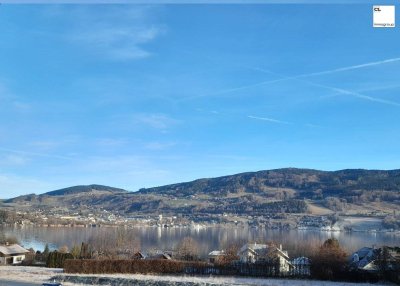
1,209,400,283
0,239,399,284
1,207,399,233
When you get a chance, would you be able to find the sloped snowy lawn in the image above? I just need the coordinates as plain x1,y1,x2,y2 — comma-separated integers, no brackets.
56,273,394,286
0,266,394,286
0,266,63,282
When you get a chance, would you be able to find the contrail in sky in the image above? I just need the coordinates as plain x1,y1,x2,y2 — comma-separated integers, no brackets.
296,57,400,78
247,115,291,124
251,59,400,107
182,57,400,104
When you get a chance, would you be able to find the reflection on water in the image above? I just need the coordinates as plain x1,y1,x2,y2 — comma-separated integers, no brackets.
1,225,398,257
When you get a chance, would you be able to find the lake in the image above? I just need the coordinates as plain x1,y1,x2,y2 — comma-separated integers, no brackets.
1,225,399,257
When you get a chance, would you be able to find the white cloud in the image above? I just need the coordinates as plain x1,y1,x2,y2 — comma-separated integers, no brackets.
144,141,177,150
133,113,180,130
28,136,80,152
29,140,60,150
0,154,29,166
0,174,52,198
0,81,14,102
95,138,128,147
65,6,165,61
0,81,32,112
0,147,73,161
305,123,323,128
12,101,31,112
0,82,7,99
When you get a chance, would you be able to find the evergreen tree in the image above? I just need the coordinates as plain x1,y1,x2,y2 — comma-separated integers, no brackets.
79,242,91,259
377,246,391,281
43,243,50,260
46,251,74,268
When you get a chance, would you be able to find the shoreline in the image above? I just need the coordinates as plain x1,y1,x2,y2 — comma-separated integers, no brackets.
2,222,400,234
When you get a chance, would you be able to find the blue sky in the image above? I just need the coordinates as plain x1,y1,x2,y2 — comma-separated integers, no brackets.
0,4,399,198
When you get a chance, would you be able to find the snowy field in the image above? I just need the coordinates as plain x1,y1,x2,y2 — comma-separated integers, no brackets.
0,266,394,286
341,217,383,231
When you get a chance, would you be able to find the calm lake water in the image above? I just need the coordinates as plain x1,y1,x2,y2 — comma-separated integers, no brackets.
1,225,399,257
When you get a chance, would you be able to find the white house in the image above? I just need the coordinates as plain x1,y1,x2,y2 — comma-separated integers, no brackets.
208,250,225,263
349,247,380,272
238,243,292,273
350,246,400,272
0,244,29,265
291,256,311,275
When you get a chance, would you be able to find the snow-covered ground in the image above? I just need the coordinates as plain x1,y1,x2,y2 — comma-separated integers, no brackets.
0,266,394,286
0,266,74,285
340,217,383,231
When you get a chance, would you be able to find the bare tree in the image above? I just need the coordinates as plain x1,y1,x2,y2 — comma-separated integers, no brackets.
70,244,81,258
177,237,199,261
0,233,19,245
219,242,240,265
310,238,347,280
286,237,320,258
58,245,69,254
87,228,140,259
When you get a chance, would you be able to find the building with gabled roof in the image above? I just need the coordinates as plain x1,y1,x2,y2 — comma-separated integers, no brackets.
350,246,400,273
291,256,311,275
208,250,226,263
350,246,380,271
238,242,292,273
0,244,29,265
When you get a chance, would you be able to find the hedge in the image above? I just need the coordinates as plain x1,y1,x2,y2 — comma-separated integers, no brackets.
64,259,207,275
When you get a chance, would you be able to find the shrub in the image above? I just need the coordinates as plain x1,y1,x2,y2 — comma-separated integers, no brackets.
64,259,207,275
46,251,74,268
310,238,348,280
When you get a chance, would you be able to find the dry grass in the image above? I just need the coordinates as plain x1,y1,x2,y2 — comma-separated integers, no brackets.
306,201,333,215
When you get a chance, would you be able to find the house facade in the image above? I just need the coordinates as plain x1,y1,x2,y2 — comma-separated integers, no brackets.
238,243,292,273
350,246,400,272
133,251,147,260
0,244,29,265
350,247,380,271
291,256,311,275
208,250,225,263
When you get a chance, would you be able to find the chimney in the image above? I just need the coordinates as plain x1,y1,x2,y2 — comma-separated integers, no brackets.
280,244,282,250
6,242,9,246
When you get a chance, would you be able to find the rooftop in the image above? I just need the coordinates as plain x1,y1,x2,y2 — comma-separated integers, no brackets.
0,244,29,255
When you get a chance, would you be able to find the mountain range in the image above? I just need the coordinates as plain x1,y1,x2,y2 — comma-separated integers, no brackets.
3,168,400,218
